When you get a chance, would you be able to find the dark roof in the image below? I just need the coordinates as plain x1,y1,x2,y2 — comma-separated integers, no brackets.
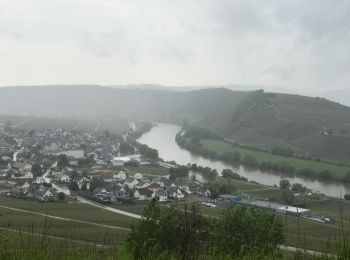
137,188,153,197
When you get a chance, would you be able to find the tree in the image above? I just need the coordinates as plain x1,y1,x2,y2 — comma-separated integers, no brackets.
58,192,65,200
119,141,135,155
127,199,209,259
291,183,306,193
243,154,258,167
126,200,285,259
68,181,79,191
169,166,189,179
57,154,69,169
344,194,350,200
89,178,105,192
31,163,43,178
81,183,87,191
222,169,241,180
280,190,295,205
212,207,284,257
279,179,291,189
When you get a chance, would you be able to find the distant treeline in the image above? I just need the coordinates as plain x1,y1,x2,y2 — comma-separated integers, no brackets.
176,128,350,184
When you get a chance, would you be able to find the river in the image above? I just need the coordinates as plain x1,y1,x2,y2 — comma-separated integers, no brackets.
137,122,350,198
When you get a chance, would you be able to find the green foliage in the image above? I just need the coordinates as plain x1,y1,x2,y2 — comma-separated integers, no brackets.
169,166,189,179
57,154,69,169
279,179,291,189
57,192,65,200
271,146,294,157
136,143,158,159
211,207,284,258
89,178,105,192
189,164,218,180
206,181,237,199
119,141,135,155
68,181,79,191
221,169,246,181
31,163,43,178
344,194,350,200
280,190,295,205
178,136,350,183
242,154,258,167
81,183,87,191
126,200,284,259
78,156,94,166
184,126,220,141
291,183,307,193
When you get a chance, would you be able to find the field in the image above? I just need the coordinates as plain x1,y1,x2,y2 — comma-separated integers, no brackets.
1,191,350,254
124,165,169,177
201,138,350,179
0,196,135,246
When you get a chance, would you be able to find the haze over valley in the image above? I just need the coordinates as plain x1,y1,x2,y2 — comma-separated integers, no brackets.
1,1,350,259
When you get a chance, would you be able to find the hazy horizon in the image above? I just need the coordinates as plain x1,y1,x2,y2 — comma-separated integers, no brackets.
0,1,349,104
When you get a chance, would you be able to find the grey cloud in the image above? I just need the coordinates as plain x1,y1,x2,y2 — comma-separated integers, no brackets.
263,65,292,81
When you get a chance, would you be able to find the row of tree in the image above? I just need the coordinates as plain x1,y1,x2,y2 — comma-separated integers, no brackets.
176,133,350,184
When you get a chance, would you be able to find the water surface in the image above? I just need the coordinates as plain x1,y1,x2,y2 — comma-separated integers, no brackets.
137,123,350,198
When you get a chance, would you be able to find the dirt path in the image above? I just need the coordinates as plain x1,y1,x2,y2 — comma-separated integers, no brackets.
75,195,142,219
51,183,142,219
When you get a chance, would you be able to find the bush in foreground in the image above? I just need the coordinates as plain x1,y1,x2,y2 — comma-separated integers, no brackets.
126,199,284,259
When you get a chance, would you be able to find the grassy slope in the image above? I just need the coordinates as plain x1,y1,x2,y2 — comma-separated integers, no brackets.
227,93,350,164
201,139,350,178
0,196,135,245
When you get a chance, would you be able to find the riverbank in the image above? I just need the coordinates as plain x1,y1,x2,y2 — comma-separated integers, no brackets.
176,132,350,186
137,122,350,197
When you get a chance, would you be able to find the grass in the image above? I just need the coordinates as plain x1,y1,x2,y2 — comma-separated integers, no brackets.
0,229,125,259
201,138,350,179
1,193,350,255
0,195,135,246
0,196,135,228
296,197,350,221
124,165,169,177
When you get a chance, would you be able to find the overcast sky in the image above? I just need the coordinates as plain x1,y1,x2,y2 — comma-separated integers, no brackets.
0,0,349,103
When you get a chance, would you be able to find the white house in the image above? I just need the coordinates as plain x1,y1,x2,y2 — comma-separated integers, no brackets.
167,186,185,199
23,164,32,171
78,177,90,189
60,175,71,183
153,190,168,202
126,179,139,188
35,177,46,184
134,173,143,180
134,188,153,200
36,189,54,202
114,171,127,180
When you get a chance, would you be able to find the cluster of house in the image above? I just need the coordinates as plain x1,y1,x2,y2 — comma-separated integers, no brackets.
0,128,212,204
8,182,54,202
0,161,35,180
69,170,211,204
1,128,127,168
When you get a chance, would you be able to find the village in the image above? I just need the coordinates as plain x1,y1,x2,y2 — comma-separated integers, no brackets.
0,127,211,205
